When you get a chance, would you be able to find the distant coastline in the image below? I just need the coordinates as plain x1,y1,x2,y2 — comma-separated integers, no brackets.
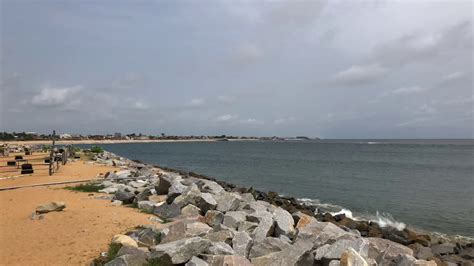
0,138,259,145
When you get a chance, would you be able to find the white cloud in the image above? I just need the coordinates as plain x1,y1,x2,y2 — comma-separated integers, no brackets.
416,104,437,115
31,85,82,107
442,71,464,81
187,98,205,107
273,117,295,125
330,64,388,86
133,101,149,110
396,117,429,127
390,86,428,95
216,114,239,122
241,118,264,125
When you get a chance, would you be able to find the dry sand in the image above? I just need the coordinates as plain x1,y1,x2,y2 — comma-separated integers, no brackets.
0,156,162,265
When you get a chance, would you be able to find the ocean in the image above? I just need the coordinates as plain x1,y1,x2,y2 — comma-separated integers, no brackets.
81,139,474,238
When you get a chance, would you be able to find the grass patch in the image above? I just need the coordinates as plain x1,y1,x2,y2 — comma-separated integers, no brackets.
91,242,122,266
65,183,104,193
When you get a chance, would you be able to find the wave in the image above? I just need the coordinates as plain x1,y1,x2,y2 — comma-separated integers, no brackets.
297,197,406,230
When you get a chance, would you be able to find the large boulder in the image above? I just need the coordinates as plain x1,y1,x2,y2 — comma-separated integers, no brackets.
215,192,242,212
201,255,252,266
149,237,212,265
251,240,313,266
174,184,217,213
167,180,188,203
160,221,187,244
186,222,213,237
394,254,437,266
295,220,350,247
233,231,253,258
155,173,181,195
204,230,234,246
314,238,371,262
206,242,234,255
136,228,160,247
251,216,275,243
238,221,259,234
367,237,413,262
113,191,135,204
137,201,156,213
112,234,138,248
431,243,456,255
153,203,181,219
272,207,296,238
181,204,202,217
104,254,147,266
249,237,292,259
197,180,225,195
35,202,66,214
204,210,224,229
340,248,369,266
223,211,247,229
185,256,209,266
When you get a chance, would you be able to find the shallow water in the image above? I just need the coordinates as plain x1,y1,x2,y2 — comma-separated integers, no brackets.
82,140,474,237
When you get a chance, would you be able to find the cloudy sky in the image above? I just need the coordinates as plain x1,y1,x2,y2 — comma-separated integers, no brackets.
1,0,472,138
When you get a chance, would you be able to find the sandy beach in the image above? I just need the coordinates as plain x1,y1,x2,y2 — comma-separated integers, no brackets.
0,154,161,265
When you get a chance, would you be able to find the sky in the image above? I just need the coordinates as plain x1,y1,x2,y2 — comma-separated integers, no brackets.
0,0,473,138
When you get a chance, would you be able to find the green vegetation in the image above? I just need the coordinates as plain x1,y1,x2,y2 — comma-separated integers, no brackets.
91,242,122,266
65,183,104,193
90,145,104,153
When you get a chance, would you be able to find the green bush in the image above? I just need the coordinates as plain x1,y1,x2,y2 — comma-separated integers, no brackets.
90,146,104,153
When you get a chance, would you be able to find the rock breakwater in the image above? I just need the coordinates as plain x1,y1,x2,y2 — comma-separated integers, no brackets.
90,151,473,266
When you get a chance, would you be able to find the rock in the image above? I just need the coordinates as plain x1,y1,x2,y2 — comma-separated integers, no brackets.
160,221,187,243
186,222,213,237
233,231,253,258
137,201,156,213
240,193,256,203
206,242,234,255
223,211,247,229
185,256,209,266
395,254,437,266
201,255,252,266
251,240,313,266
113,191,135,204
329,261,341,266
112,234,138,248
340,247,369,266
249,237,292,259
137,228,160,247
150,237,212,265
198,180,225,194
295,220,349,247
116,246,150,259
251,216,275,243
134,188,152,203
104,254,147,266
238,221,258,234
182,204,202,217
149,195,167,203
204,210,224,229
35,202,66,214
203,230,234,246
314,238,370,261
383,228,412,246
293,212,316,228
167,180,188,203
367,237,413,263
129,180,147,188
459,247,474,260
111,200,123,206
174,184,217,213
153,203,181,219
431,243,456,255
109,170,132,179
196,193,218,213
155,173,178,195
215,192,241,212
415,246,434,260
240,201,268,213
99,187,119,194
272,207,296,238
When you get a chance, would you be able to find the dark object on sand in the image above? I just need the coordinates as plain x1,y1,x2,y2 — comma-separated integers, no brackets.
21,163,34,174
44,158,51,164
7,161,16,166
15,155,23,160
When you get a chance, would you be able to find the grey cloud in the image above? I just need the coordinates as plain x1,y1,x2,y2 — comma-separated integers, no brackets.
31,85,82,107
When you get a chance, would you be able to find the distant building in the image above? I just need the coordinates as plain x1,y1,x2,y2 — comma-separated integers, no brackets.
114,132,122,139
60,134,72,139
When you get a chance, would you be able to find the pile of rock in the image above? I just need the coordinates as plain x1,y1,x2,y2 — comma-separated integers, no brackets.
91,152,473,266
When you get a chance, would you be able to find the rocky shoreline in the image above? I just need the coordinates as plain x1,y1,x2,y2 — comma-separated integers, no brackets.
90,151,473,266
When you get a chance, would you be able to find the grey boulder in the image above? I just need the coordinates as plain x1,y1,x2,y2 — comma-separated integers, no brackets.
150,237,212,265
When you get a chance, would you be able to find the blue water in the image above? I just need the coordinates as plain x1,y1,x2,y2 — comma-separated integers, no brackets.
82,140,474,237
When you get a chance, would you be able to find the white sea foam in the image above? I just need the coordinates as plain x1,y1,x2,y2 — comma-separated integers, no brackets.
331,209,354,219
372,211,406,231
